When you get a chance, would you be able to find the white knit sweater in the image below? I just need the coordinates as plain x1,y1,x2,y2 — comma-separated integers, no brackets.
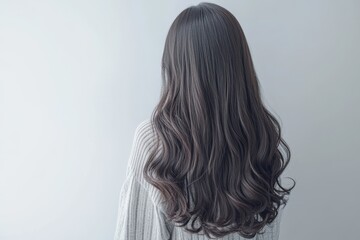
114,119,284,240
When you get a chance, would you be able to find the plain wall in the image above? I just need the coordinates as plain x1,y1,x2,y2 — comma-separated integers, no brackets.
0,0,359,239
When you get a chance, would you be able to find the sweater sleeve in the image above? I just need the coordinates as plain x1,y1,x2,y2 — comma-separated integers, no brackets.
113,121,172,240
255,206,284,240
113,172,172,240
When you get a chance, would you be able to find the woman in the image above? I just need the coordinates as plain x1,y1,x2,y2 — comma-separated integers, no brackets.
114,2,295,240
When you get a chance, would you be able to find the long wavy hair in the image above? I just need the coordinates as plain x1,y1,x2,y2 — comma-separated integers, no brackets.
143,2,295,239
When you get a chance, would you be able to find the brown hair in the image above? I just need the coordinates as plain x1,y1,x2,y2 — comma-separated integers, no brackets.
143,2,295,238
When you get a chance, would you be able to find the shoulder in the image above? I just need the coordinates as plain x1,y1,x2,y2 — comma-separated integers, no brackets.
131,118,158,163
127,118,166,208
128,118,158,183
128,118,154,172
134,118,155,142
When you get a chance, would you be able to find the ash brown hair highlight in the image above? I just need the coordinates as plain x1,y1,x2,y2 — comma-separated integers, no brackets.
143,2,295,239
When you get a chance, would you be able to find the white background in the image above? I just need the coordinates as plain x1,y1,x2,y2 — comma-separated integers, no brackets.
0,0,359,239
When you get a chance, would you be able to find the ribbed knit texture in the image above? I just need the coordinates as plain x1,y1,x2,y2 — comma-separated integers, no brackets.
114,118,283,240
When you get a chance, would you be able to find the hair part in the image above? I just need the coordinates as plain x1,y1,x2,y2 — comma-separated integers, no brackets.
143,2,295,239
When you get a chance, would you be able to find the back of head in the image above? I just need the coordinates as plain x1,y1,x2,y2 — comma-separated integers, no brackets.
143,2,295,239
